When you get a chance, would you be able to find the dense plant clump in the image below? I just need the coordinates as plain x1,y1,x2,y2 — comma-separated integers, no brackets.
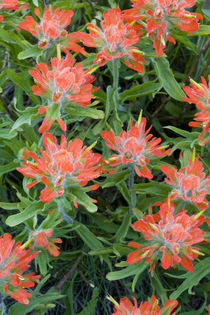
0,0,209,314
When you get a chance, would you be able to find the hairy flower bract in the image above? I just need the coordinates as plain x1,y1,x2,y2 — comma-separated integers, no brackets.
127,202,205,272
17,132,102,203
0,233,40,304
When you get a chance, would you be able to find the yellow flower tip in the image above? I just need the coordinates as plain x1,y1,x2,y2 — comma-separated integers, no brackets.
192,147,196,164
149,223,159,231
158,145,169,150
137,110,143,127
47,137,53,144
190,78,205,91
88,26,100,33
131,48,144,54
141,249,150,259
193,209,205,221
192,249,205,256
184,14,196,18
130,19,136,26
107,295,121,310
82,140,97,155
87,65,99,74
151,298,158,311
57,44,61,61
20,238,33,250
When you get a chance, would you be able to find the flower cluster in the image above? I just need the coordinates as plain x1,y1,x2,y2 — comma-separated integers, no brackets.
76,8,145,72
112,295,178,315
102,116,171,179
0,0,27,22
17,132,102,203
124,0,203,56
19,5,84,52
29,51,96,133
0,233,40,304
161,154,210,209
183,76,210,146
127,202,205,272
30,229,62,257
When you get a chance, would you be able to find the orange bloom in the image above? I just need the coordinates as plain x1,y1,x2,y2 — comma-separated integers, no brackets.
29,51,96,133
124,0,203,56
0,0,28,21
161,154,210,209
17,132,102,203
183,76,210,146
102,116,171,179
75,8,145,72
31,229,62,257
127,202,205,272
0,0,19,10
19,5,84,53
0,233,40,304
112,295,178,315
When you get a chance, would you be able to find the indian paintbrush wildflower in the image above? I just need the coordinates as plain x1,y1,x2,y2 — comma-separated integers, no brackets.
161,154,210,209
111,295,178,315
127,201,205,272
124,0,203,56
19,5,85,53
0,233,40,304
17,132,102,203
75,8,145,73
102,115,171,179
30,229,62,257
183,75,210,146
29,50,96,133
0,0,28,21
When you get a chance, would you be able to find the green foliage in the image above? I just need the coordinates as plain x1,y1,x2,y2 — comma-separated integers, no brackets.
0,0,209,314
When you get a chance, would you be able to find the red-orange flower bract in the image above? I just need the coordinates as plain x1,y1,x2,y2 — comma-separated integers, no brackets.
0,233,40,304
127,202,205,272
31,229,62,257
0,0,19,10
161,154,210,209
112,295,178,315
75,8,145,72
102,117,171,179
0,0,28,21
17,133,102,203
124,0,203,56
29,51,96,133
19,5,84,53
183,75,210,146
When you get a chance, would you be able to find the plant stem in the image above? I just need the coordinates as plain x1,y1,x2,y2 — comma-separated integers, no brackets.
112,59,119,93
129,167,136,213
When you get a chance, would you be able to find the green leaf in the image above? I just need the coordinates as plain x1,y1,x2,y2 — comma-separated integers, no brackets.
10,106,40,132
164,126,199,139
0,29,22,44
70,187,97,213
120,81,162,102
106,260,147,281
74,221,104,250
170,258,210,300
78,287,99,315
0,161,19,177
114,213,131,242
6,201,43,227
8,288,64,315
133,182,171,196
18,46,42,60
100,169,130,188
187,25,210,36
0,202,19,210
153,58,185,101
6,69,39,103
